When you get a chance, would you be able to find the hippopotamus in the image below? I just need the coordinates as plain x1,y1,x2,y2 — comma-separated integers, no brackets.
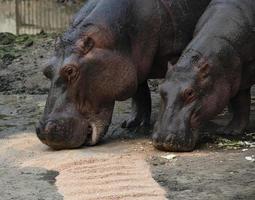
153,0,255,151
36,0,212,150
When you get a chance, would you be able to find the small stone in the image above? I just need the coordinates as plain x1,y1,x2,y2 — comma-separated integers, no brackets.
0,60,6,69
0,33,16,45
244,141,255,148
161,154,177,160
245,156,255,162
159,160,166,165
24,40,34,48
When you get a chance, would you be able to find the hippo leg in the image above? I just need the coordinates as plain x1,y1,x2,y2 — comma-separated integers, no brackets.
122,81,151,129
218,88,251,135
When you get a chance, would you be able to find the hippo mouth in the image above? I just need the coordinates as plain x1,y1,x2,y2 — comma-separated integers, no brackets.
152,128,199,152
152,112,200,152
152,92,203,151
36,118,110,150
36,117,88,150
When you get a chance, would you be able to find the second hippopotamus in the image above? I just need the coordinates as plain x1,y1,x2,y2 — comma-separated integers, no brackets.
154,0,255,151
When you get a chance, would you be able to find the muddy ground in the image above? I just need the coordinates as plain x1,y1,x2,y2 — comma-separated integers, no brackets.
0,33,254,200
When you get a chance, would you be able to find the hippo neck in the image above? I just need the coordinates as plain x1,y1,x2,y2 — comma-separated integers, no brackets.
85,0,162,82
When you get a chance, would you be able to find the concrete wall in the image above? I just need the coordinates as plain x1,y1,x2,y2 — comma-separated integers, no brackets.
0,0,81,35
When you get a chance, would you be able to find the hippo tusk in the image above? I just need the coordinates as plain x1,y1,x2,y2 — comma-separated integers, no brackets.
85,122,103,146
90,123,99,145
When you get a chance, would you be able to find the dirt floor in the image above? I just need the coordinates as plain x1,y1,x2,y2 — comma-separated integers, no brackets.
0,33,254,200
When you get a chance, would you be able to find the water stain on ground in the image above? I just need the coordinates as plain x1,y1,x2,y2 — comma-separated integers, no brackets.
0,165,62,200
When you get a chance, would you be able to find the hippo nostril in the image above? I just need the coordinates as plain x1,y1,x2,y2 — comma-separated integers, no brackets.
152,133,165,148
44,121,57,134
166,134,176,144
85,124,93,145
88,124,92,134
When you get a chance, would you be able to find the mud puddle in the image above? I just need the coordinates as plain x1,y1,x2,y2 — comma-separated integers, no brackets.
0,165,62,200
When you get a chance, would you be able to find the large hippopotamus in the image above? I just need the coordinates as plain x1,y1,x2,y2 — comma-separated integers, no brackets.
36,0,211,150
153,0,255,151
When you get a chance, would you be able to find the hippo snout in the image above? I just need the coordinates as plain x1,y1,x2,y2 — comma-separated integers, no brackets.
152,130,198,152
36,118,88,150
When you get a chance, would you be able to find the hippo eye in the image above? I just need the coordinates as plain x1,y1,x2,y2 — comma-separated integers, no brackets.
182,88,196,104
191,55,200,65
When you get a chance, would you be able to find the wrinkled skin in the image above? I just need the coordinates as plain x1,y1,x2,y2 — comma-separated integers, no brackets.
36,0,211,150
154,0,255,152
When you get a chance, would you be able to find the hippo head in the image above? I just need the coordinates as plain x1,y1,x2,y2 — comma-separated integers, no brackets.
153,49,240,152
36,26,137,150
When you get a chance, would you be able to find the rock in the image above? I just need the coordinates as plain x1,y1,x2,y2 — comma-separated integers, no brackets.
24,40,34,48
245,156,255,162
0,33,16,45
2,53,16,66
0,60,6,69
161,154,177,160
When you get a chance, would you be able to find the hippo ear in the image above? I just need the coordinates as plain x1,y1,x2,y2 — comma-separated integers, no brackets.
197,62,210,79
194,61,212,89
79,49,138,103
